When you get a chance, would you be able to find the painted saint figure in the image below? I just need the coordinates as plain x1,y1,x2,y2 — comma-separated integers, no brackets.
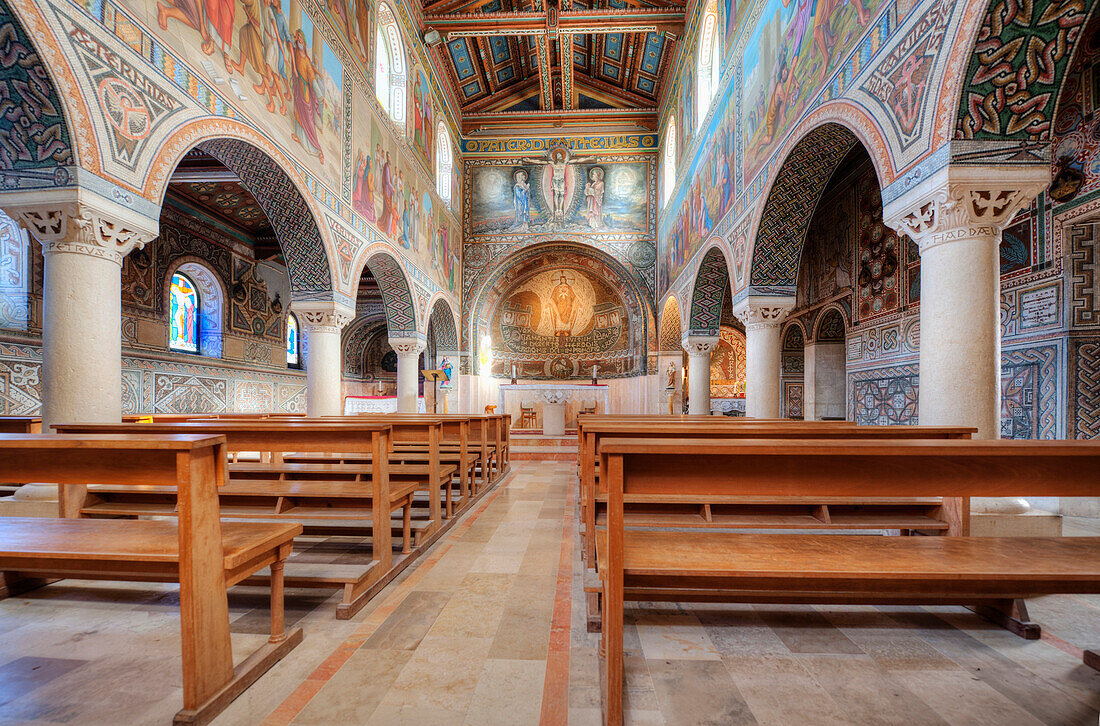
584,166,605,230
512,169,530,231
548,271,578,337
289,30,324,163
519,147,598,227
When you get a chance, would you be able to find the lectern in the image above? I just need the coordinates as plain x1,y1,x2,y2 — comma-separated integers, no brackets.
423,369,448,413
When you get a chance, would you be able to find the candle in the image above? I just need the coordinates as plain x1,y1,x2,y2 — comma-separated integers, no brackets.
511,363,516,379
592,365,597,380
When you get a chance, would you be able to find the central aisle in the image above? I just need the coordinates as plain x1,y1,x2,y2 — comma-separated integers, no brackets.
225,461,576,726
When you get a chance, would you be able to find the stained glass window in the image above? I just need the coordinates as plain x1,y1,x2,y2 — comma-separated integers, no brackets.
169,273,199,353
662,119,676,206
287,313,300,367
375,4,406,129
696,1,720,130
436,123,453,207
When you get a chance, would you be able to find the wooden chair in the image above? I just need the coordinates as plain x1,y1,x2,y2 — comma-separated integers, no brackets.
520,400,538,429
596,437,1100,725
0,433,302,725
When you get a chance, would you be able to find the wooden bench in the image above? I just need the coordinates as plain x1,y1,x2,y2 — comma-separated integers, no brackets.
54,421,399,619
0,433,302,725
0,417,42,497
596,437,1100,725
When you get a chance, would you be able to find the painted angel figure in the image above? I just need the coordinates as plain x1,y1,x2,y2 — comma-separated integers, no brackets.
519,147,599,226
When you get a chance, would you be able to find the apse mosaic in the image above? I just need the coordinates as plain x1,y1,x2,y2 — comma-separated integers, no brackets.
468,153,650,238
488,267,641,379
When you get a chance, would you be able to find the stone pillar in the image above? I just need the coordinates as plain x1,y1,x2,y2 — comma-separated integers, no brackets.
1,199,156,516
803,341,846,420
885,165,1048,516
391,337,426,413
682,335,719,415
733,297,795,418
297,303,352,417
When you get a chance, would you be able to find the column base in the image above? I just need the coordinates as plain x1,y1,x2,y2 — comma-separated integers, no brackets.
0,486,59,518
970,511,1063,537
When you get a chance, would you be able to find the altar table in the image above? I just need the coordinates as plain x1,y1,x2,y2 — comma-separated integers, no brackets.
344,396,426,414
498,384,610,435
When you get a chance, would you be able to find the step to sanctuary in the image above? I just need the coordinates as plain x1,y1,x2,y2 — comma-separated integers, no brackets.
509,432,578,461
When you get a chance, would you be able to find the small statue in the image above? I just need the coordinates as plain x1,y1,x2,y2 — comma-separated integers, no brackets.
666,361,676,390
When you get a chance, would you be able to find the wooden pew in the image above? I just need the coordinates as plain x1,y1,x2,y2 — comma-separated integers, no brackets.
53,421,399,618
0,417,42,497
0,433,302,725
0,416,41,433
596,437,1100,725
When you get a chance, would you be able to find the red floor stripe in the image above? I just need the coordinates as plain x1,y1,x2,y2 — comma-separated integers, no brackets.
260,480,509,726
539,471,576,726
1040,628,1085,659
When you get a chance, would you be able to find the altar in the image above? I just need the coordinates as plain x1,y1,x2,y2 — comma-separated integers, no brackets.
344,395,426,414
498,383,610,435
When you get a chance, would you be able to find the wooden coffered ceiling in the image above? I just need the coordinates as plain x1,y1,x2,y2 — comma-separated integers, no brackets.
424,0,684,134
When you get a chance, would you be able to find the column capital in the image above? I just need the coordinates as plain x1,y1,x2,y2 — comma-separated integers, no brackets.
11,197,158,265
295,302,354,333
732,296,795,330
681,334,719,356
883,165,1049,254
389,336,427,357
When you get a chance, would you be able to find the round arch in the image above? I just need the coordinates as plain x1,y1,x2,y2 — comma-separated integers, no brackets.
659,294,684,352
141,119,339,303
466,241,652,377
781,320,807,350
748,107,893,290
688,240,732,335
350,245,418,337
0,0,95,180
425,294,459,352
813,306,848,344
941,0,1100,148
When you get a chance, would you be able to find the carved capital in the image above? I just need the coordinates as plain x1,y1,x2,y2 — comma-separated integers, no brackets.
732,296,795,331
682,335,719,356
389,336,427,357
294,302,353,333
884,165,1048,254
15,202,157,265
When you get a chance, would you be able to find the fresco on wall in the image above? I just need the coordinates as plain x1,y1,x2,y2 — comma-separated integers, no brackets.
323,0,370,66
145,0,344,180
469,154,649,236
661,88,737,290
489,267,641,379
410,64,433,168
740,0,883,183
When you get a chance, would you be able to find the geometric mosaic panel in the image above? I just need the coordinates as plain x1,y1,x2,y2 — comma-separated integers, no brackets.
364,253,417,335
1070,338,1100,439
850,364,919,425
1000,344,1059,439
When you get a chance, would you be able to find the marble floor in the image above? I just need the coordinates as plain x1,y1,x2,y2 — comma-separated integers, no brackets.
0,463,1097,725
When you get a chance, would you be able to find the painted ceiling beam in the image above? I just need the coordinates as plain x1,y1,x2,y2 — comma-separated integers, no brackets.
462,107,658,133
425,8,684,38
560,32,573,110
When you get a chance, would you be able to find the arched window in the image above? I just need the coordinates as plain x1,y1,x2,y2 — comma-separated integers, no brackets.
169,272,200,353
286,312,301,368
662,119,677,206
375,3,407,130
695,0,720,130
435,122,453,208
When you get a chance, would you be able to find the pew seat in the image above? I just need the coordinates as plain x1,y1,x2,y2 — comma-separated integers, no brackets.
596,530,1100,599
0,516,299,588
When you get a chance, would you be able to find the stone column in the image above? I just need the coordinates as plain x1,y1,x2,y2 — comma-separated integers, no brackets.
885,166,1048,517
733,297,795,418
682,335,719,415
297,303,352,417
885,167,1047,438
1,199,156,516
391,337,426,413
